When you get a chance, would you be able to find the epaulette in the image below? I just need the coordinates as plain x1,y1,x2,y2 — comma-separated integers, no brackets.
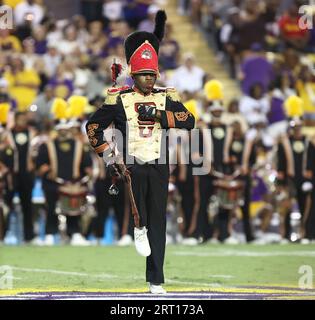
105,86,130,105
166,87,181,102
153,86,166,93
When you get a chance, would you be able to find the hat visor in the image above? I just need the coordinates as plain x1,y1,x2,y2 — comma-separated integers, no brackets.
55,123,70,130
131,69,158,75
209,105,224,112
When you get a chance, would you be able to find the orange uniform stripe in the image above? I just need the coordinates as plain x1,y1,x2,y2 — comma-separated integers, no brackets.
166,111,175,128
94,143,109,154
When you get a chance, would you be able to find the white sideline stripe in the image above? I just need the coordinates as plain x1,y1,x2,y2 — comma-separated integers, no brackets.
10,267,118,279
9,266,216,288
128,275,219,287
173,250,315,257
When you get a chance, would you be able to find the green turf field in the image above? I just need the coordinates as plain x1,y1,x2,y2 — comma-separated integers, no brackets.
1,244,315,299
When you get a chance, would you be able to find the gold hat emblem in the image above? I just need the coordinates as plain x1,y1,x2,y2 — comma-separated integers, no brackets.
141,49,152,60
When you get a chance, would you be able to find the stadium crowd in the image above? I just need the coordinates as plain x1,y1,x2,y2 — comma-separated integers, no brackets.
0,0,315,246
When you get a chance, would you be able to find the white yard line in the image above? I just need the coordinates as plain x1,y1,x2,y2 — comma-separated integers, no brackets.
8,266,218,288
172,250,315,257
10,266,118,279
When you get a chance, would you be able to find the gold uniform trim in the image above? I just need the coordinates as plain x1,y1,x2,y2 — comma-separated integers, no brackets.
175,111,190,122
87,123,99,146
105,89,120,105
166,87,181,102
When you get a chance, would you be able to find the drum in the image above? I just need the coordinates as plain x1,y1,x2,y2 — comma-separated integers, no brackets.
57,182,88,216
213,178,244,210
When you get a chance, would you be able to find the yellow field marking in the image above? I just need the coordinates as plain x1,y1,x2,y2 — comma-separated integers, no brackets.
1,284,313,296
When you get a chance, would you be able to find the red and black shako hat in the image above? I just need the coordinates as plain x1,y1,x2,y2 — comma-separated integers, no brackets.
124,10,167,75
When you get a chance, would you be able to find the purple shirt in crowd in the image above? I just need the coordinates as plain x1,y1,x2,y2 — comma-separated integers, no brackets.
251,174,268,202
241,56,274,95
268,96,286,124
34,40,47,54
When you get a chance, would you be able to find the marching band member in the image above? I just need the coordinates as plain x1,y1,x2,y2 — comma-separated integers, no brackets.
8,111,37,242
0,103,14,242
277,96,310,242
36,97,92,245
85,10,195,294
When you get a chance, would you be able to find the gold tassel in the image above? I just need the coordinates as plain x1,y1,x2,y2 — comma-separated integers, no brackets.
0,103,10,125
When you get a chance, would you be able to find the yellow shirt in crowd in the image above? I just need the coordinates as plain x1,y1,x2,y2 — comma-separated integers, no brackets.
3,0,23,8
296,80,315,114
4,69,40,112
0,35,22,52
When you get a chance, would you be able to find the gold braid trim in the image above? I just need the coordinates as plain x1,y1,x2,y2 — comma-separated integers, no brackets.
105,89,120,105
166,87,181,102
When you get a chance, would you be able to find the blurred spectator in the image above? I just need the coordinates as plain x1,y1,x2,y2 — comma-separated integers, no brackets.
48,63,74,99
86,58,111,98
42,41,62,77
43,0,81,20
267,73,295,140
177,0,190,16
220,6,241,77
107,20,131,51
221,98,248,133
158,23,180,71
72,15,90,44
103,0,123,25
57,24,85,56
21,37,39,69
306,14,315,52
278,0,309,51
4,56,40,111
123,0,153,29
14,0,45,27
239,82,270,126
262,0,281,51
33,57,49,92
80,0,103,22
73,55,92,95
167,52,206,94
235,0,267,53
32,84,54,121
296,65,315,118
138,4,160,32
190,0,202,25
239,42,274,95
0,77,17,109
32,25,48,54
0,29,22,53
86,20,109,59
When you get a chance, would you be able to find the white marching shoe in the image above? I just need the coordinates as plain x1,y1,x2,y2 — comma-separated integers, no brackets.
149,283,167,294
70,233,90,246
117,234,133,246
43,234,55,246
134,227,151,257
